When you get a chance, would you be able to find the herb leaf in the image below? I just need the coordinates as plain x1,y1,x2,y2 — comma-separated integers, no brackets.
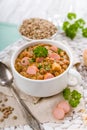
29,58,35,63
67,13,76,20
82,28,87,37
33,46,48,57
58,48,62,54
38,64,42,69
75,18,85,29
63,21,70,31
69,98,80,107
44,64,51,71
65,24,78,39
63,88,71,100
71,90,81,100
63,88,81,108
62,12,87,39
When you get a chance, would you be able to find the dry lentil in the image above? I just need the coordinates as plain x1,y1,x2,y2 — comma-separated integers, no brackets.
0,118,4,122
19,18,57,39
0,100,2,103
1,104,5,107
4,98,8,102
13,115,17,120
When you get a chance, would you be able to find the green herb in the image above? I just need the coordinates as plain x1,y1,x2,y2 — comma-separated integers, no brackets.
44,64,51,71
69,98,80,107
63,21,70,31
38,64,42,69
82,28,87,37
71,90,81,100
75,18,85,29
65,23,78,39
58,48,62,54
63,88,81,108
62,12,87,39
29,58,35,63
63,88,71,100
67,12,76,20
33,46,48,57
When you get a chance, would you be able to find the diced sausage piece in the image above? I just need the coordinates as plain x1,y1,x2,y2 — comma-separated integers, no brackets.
21,57,29,66
36,57,44,63
57,101,70,114
53,107,65,120
44,73,54,80
52,62,61,71
48,53,60,62
27,65,38,75
83,49,87,66
50,45,58,52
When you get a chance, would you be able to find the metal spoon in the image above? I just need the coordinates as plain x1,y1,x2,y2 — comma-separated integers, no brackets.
0,62,43,130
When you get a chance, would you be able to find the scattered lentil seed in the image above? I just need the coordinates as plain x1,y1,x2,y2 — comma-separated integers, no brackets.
3,114,8,118
13,115,17,120
4,98,8,102
1,104,5,107
1,108,5,112
0,118,4,122
10,107,14,111
0,100,2,103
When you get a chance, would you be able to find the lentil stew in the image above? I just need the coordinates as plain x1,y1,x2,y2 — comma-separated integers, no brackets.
15,43,70,80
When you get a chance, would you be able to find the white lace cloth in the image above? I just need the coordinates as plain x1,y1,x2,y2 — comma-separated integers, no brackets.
0,34,87,130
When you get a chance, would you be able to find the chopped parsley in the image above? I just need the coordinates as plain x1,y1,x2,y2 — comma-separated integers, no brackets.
58,48,62,54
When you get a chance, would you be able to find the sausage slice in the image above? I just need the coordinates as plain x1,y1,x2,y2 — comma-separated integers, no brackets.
27,65,38,75
57,101,70,114
53,107,65,120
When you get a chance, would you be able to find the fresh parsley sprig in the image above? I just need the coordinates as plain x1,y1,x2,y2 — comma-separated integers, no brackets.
33,46,48,57
62,12,87,39
82,28,87,37
63,88,81,107
67,13,76,20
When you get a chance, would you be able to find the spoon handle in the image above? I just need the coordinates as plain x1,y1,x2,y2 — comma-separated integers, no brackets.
10,85,43,130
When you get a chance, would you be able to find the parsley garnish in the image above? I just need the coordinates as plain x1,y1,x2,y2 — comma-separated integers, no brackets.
29,58,35,63
33,46,48,57
38,64,42,69
58,48,62,54
44,64,51,71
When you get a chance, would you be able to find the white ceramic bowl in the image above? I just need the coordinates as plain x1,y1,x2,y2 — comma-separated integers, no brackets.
11,40,81,97
18,18,58,41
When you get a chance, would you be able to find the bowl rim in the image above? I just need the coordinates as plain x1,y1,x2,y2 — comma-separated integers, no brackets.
11,39,73,82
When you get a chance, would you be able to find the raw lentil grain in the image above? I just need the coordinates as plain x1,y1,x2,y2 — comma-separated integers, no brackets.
19,18,57,39
4,98,8,102
13,116,17,120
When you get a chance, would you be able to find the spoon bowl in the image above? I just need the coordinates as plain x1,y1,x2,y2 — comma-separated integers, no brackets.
0,62,13,86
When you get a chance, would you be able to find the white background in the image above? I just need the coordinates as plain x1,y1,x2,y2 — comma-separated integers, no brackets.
0,0,87,24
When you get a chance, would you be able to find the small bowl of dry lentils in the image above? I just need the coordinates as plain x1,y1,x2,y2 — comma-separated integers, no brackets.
19,18,58,40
